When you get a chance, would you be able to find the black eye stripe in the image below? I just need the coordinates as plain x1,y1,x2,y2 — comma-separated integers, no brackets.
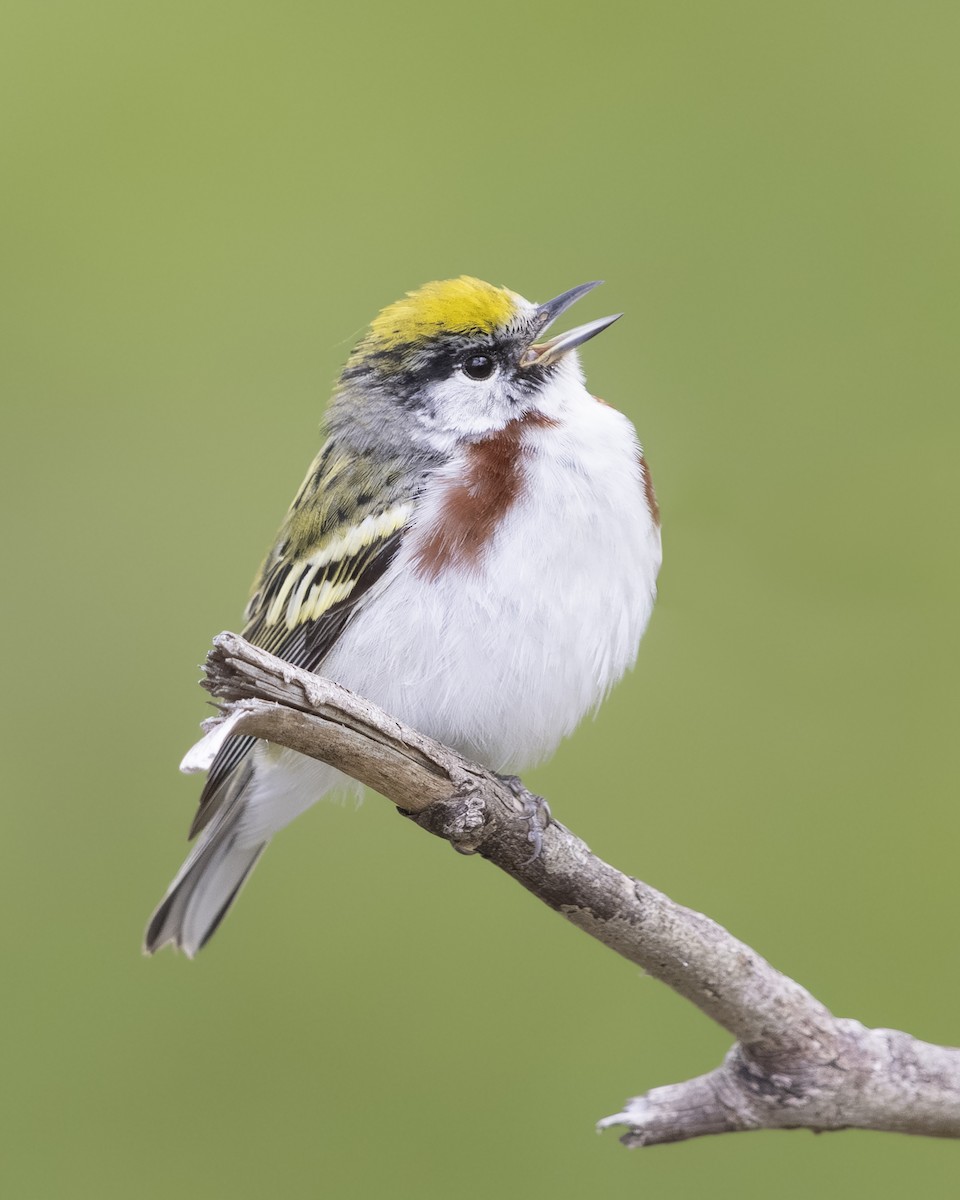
343,331,538,410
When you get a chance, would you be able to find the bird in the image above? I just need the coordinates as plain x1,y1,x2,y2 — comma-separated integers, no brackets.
145,276,662,957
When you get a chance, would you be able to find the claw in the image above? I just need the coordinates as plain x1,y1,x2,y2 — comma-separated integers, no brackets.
496,774,552,865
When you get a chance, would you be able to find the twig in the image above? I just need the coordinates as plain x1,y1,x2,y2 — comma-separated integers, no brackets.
194,631,960,1147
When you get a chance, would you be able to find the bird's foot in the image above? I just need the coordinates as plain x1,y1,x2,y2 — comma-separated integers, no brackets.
497,774,552,865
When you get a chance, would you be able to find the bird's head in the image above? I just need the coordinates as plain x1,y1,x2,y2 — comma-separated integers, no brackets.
336,276,620,449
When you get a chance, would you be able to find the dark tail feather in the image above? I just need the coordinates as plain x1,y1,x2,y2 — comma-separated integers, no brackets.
144,810,267,957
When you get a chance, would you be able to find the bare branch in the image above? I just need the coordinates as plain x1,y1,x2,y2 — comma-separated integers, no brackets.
196,631,960,1147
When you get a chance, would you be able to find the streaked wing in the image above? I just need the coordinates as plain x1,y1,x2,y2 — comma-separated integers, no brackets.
187,440,416,839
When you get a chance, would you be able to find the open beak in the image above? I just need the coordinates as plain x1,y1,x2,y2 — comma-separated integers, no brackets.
520,281,622,369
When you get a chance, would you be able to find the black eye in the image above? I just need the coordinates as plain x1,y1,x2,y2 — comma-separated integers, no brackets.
461,353,495,381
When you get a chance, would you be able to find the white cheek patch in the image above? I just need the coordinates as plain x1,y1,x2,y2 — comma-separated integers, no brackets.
407,300,584,450
418,371,517,442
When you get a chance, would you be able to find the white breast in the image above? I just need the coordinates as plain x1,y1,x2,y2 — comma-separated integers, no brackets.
323,389,661,772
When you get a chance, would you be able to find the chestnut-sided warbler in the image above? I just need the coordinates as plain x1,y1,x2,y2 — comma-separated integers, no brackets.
146,277,662,956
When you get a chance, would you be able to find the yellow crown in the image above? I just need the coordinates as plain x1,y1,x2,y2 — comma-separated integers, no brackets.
363,276,521,353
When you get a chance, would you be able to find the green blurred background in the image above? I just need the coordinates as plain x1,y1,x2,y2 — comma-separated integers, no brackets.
3,1,958,1196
